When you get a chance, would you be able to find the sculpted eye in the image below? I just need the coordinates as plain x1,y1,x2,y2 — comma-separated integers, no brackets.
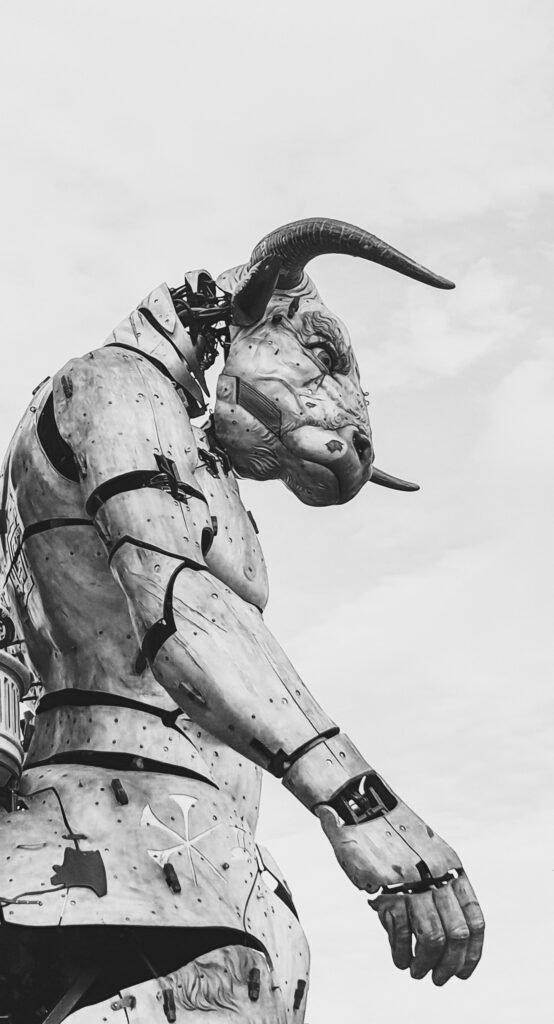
310,344,337,374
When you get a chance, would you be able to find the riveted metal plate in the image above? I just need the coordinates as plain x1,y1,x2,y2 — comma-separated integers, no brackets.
26,703,214,781
0,763,259,930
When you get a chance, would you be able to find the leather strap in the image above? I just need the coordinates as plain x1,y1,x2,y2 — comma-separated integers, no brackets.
250,726,340,778
136,558,205,672
37,688,184,731
85,461,207,519
233,377,282,437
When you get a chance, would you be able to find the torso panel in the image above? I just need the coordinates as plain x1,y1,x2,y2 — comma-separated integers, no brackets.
0,364,268,833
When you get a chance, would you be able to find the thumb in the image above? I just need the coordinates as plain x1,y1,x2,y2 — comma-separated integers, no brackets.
316,804,344,841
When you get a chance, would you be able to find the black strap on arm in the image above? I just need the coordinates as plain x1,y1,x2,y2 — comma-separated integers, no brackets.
85,454,207,518
136,557,205,673
37,391,81,482
250,726,340,778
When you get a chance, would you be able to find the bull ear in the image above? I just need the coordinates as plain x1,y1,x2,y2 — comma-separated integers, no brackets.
231,255,283,326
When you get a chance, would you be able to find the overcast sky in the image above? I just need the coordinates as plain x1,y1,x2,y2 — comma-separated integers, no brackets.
1,2,553,1021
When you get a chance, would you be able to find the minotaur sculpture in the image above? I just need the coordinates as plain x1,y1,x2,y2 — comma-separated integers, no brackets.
0,219,484,1022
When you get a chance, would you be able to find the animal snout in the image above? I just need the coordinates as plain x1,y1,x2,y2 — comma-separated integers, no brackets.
353,431,373,465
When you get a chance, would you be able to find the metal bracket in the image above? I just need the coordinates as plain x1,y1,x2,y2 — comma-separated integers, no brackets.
197,447,220,477
293,978,307,1010
162,989,177,1021
325,771,398,825
248,967,261,1002
163,861,181,894
111,778,129,805
111,995,137,1011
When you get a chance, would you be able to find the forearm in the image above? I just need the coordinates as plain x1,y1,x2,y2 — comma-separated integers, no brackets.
115,548,370,809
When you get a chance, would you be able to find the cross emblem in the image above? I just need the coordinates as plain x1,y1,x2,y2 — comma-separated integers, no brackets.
140,794,226,887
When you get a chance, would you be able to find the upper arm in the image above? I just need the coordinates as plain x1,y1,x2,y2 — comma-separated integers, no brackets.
53,346,214,576
52,350,352,797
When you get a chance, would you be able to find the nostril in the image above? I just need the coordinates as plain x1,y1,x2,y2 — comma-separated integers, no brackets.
353,432,372,462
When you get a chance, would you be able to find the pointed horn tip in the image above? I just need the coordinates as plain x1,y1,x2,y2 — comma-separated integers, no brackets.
416,269,454,290
395,481,420,492
370,466,420,492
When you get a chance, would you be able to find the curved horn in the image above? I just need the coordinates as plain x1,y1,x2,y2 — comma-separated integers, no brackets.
248,218,455,291
370,467,420,492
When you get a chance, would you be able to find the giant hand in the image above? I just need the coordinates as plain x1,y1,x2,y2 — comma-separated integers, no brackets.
318,798,485,986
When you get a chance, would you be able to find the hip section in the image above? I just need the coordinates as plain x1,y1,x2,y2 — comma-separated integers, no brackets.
0,758,309,1019
0,762,257,930
66,944,291,1023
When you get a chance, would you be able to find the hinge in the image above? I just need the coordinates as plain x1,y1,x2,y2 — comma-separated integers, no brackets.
293,978,307,1010
198,447,219,477
111,995,137,1011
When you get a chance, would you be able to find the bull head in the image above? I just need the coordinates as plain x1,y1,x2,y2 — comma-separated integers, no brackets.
214,218,454,507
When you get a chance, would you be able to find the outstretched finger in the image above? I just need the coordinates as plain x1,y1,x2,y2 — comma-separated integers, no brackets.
452,874,485,979
407,891,446,979
431,884,470,986
375,896,412,970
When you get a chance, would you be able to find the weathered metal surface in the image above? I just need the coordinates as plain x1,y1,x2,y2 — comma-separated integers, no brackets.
1,760,307,1018
245,845,310,1021
1,378,165,701
108,283,207,410
66,945,288,1022
1,763,259,929
25,703,214,782
25,703,264,834
194,421,269,609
